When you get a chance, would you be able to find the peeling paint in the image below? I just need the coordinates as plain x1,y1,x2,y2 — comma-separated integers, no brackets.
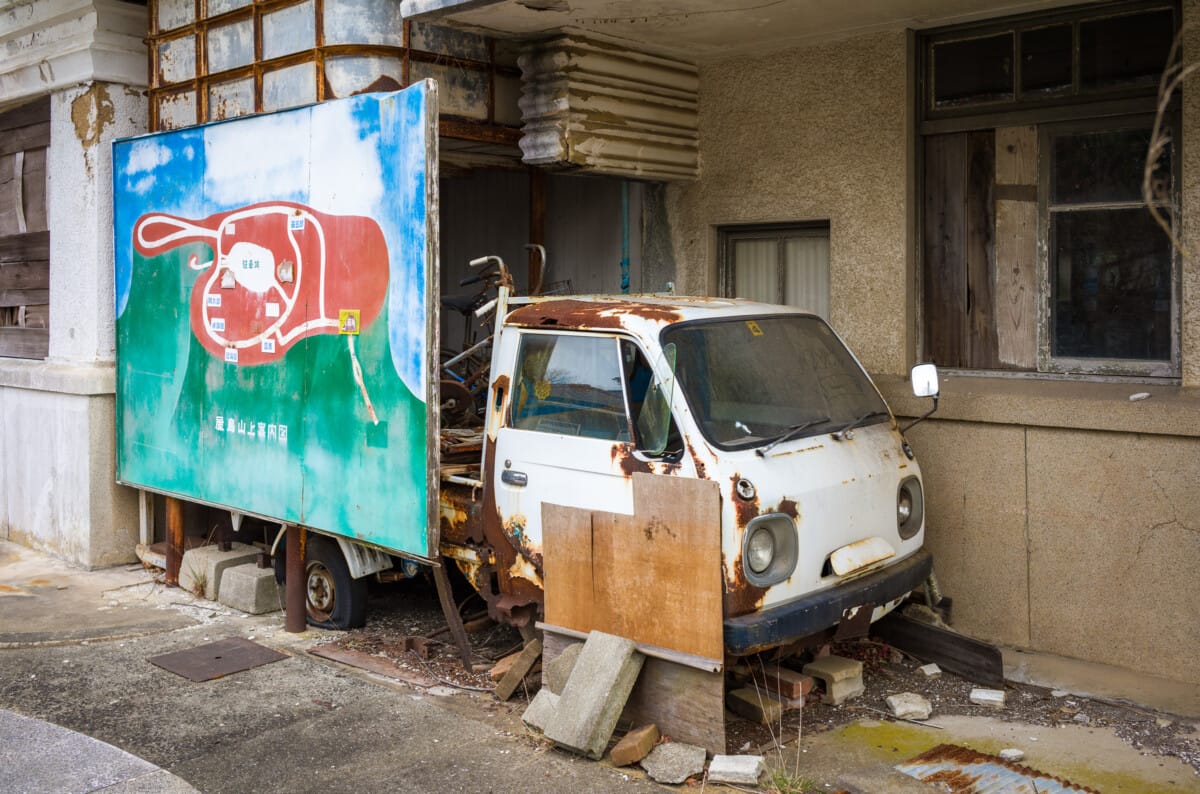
71,83,115,177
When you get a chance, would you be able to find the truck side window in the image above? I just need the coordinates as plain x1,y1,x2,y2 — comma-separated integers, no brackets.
511,333,631,441
620,340,683,459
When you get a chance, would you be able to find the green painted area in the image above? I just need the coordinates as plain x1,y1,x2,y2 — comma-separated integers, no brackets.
116,242,428,554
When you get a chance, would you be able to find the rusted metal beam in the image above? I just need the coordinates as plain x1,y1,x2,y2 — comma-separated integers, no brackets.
285,526,306,633
164,496,184,587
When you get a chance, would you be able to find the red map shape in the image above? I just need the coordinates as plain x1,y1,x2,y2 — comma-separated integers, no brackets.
134,202,389,366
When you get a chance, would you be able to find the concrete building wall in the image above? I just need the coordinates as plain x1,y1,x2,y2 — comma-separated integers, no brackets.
0,0,147,569
666,30,911,376
670,23,1200,685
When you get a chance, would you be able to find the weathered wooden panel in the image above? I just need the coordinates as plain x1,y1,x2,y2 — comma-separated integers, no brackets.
21,148,47,233
965,130,1000,369
0,327,48,358
0,231,49,263
994,125,1039,369
0,123,51,157
0,260,50,291
19,303,48,328
0,97,50,132
0,288,49,308
923,134,967,367
542,631,726,755
541,473,723,660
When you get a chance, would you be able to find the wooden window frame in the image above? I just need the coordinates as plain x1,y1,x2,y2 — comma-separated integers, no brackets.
718,222,830,311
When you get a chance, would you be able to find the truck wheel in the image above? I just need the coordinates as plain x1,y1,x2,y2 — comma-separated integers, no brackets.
304,537,368,629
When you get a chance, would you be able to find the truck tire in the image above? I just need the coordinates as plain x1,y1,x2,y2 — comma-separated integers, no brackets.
303,536,368,630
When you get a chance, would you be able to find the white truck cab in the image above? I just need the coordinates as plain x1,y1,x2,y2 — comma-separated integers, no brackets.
478,295,936,656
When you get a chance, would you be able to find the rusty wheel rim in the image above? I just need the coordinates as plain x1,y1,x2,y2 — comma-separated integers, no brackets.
306,561,335,623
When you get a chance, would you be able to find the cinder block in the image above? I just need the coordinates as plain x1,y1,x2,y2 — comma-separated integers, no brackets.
802,654,864,705
544,631,645,759
545,641,582,695
179,543,259,600
726,687,783,725
521,689,559,733
609,724,659,767
708,755,765,785
217,563,284,614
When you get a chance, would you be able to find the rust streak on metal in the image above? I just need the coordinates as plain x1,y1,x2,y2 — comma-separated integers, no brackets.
730,473,759,529
440,482,483,544
897,744,1101,793
506,298,683,331
480,437,543,624
612,443,652,477
722,549,766,619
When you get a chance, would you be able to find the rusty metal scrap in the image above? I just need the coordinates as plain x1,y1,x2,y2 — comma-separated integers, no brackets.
896,744,1099,793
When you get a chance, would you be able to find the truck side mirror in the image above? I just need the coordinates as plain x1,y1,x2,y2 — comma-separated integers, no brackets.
902,363,940,433
911,363,939,398
638,342,677,456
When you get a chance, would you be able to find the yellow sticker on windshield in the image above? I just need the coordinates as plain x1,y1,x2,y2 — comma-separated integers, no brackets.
746,320,764,337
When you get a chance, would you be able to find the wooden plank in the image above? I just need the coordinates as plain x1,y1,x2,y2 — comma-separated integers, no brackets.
18,304,49,329
994,125,1037,185
0,97,50,133
0,260,49,291
542,502,596,633
0,123,51,157
21,148,47,233
872,612,1004,688
0,231,49,264
965,130,999,370
0,288,49,307
923,133,968,368
0,327,48,359
994,125,1038,370
542,631,726,755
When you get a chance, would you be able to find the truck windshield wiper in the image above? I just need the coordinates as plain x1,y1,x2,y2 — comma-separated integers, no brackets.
756,416,830,457
831,410,889,441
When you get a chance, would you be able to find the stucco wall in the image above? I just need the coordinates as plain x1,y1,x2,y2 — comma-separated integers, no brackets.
667,30,910,376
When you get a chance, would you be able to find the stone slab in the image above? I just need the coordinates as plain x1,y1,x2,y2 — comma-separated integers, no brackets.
544,631,644,759
546,641,582,695
609,723,659,767
179,543,259,600
521,689,559,733
708,754,765,785
640,742,706,784
217,563,284,615
886,692,932,720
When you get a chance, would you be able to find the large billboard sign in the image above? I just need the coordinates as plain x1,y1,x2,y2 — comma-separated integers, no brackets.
113,84,439,559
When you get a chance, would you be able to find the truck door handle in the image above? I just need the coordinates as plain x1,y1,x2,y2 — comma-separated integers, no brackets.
501,470,528,487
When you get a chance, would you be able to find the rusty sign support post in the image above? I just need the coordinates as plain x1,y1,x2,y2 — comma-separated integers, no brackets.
165,496,183,587
285,527,306,633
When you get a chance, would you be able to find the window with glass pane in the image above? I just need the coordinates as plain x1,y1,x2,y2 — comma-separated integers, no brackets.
720,225,830,320
933,33,1014,107
1048,123,1174,366
511,334,630,440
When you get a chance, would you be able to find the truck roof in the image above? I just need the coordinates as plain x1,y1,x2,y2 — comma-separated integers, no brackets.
503,294,813,338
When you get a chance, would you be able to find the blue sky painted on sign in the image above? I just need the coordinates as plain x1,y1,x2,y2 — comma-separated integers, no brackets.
112,86,432,401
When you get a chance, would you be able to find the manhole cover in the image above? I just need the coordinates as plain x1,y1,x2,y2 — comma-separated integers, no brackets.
148,637,288,682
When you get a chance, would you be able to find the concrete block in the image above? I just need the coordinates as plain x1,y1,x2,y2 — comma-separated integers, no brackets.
885,692,932,720
521,689,559,733
802,654,864,705
609,723,659,767
545,641,582,695
217,563,284,615
708,755,765,785
969,688,1006,708
544,631,644,759
919,663,942,678
726,687,783,725
179,543,259,600
640,742,706,784
1000,748,1025,762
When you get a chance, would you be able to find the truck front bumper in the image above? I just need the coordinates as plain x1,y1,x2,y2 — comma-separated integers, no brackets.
723,548,933,656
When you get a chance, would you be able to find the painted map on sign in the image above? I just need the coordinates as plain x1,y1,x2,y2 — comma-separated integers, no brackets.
113,85,439,558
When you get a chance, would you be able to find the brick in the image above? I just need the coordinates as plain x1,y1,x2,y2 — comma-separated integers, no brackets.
495,639,542,701
726,687,783,725
708,755,765,785
802,654,864,705
761,665,813,699
544,632,645,759
217,563,284,614
545,641,581,695
179,543,259,600
521,689,559,733
609,723,659,767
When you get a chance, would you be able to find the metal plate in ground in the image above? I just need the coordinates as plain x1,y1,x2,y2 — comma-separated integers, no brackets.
896,744,1098,793
147,637,288,682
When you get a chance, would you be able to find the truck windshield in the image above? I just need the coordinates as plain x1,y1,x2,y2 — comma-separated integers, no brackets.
662,315,889,451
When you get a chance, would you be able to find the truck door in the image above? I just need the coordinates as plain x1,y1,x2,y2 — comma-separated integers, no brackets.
490,330,637,589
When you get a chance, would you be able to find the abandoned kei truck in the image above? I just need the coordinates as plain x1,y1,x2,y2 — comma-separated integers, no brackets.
111,85,938,680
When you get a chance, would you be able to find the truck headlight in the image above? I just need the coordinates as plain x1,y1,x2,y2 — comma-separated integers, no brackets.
897,476,923,540
742,514,798,586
